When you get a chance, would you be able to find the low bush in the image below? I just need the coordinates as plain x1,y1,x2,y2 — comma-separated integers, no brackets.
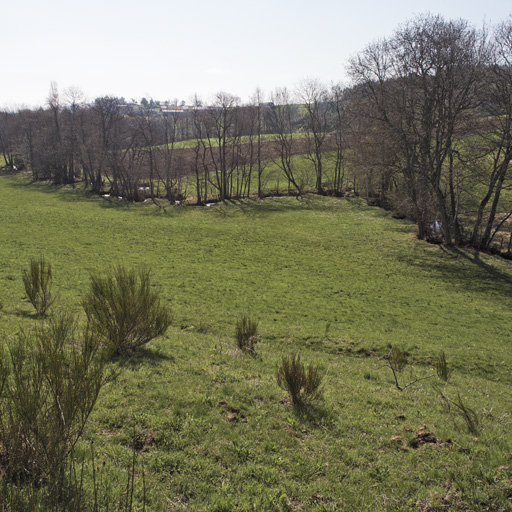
276,352,323,407
434,351,452,382
21,256,55,315
439,391,479,434
380,346,434,391
235,315,259,353
388,345,408,372
82,265,172,355
0,313,110,495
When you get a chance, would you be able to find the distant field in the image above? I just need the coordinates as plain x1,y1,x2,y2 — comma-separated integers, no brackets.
170,133,282,149
174,151,349,201
1,174,512,510
145,134,337,192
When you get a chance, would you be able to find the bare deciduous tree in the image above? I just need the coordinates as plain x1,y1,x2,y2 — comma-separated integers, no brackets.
297,78,330,194
470,18,512,249
267,88,303,195
349,14,485,245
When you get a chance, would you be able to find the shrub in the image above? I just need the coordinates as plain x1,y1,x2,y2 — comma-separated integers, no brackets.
388,345,408,372
439,391,479,434
276,352,323,407
434,351,452,382
82,265,172,355
21,256,55,315
235,315,259,353
380,346,434,391
0,313,110,494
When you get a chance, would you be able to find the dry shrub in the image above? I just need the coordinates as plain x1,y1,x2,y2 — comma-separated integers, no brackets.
235,315,259,353
388,346,408,372
435,351,452,382
439,391,479,435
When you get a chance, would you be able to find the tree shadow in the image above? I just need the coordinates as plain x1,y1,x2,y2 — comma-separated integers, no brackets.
4,176,104,204
396,243,512,298
5,175,146,208
11,307,41,319
96,196,136,209
212,194,340,218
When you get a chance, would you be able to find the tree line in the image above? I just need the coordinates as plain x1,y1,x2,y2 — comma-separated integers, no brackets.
0,83,349,203
1,13,511,251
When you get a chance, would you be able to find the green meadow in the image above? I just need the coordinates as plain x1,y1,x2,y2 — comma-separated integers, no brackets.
1,173,512,511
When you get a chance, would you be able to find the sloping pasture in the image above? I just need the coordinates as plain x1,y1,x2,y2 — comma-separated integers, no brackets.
1,174,512,510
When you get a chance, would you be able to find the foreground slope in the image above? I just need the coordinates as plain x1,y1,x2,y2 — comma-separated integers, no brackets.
1,175,512,511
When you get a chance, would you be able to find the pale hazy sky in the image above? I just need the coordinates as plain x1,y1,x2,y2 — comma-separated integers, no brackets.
2,0,510,108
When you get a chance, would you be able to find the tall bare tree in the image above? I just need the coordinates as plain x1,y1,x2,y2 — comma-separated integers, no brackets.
297,79,330,194
470,18,512,249
330,83,347,195
202,92,241,201
267,88,303,195
349,14,484,245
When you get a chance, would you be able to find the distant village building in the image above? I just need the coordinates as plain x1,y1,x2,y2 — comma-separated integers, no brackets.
160,108,186,116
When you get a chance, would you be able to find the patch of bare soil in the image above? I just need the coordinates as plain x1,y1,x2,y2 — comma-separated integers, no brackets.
218,399,246,423
408,427,453,450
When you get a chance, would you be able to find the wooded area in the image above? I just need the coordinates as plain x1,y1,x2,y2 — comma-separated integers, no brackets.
1,14,511,251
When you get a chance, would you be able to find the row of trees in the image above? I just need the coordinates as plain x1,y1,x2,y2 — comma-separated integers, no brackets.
189,85,348,203
1,89,190,201
0,82,349,204
1,13,511,250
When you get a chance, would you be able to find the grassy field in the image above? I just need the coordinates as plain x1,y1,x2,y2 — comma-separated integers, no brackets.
1,173,512,511
171,133,282,149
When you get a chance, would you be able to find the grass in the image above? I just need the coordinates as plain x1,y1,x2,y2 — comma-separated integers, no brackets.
1,173,512,510
160,133,283,150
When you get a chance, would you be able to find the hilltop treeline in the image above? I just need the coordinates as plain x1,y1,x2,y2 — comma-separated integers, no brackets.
1,13,511,250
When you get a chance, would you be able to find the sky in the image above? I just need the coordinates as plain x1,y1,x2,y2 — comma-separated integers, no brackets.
2,0,511,108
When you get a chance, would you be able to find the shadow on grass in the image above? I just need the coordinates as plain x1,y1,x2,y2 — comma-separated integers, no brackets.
9,178,182,215
3,174,371,219
114,346,175,370
211,194,345,218
12,307,41,319
3,175,120,208
292,401,338,430
396,242,512,298
3,174,142,209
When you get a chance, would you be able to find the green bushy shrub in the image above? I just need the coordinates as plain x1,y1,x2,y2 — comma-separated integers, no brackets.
82,265,172,355
22,256,55,315
276,352,323,407
0,313,110,493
